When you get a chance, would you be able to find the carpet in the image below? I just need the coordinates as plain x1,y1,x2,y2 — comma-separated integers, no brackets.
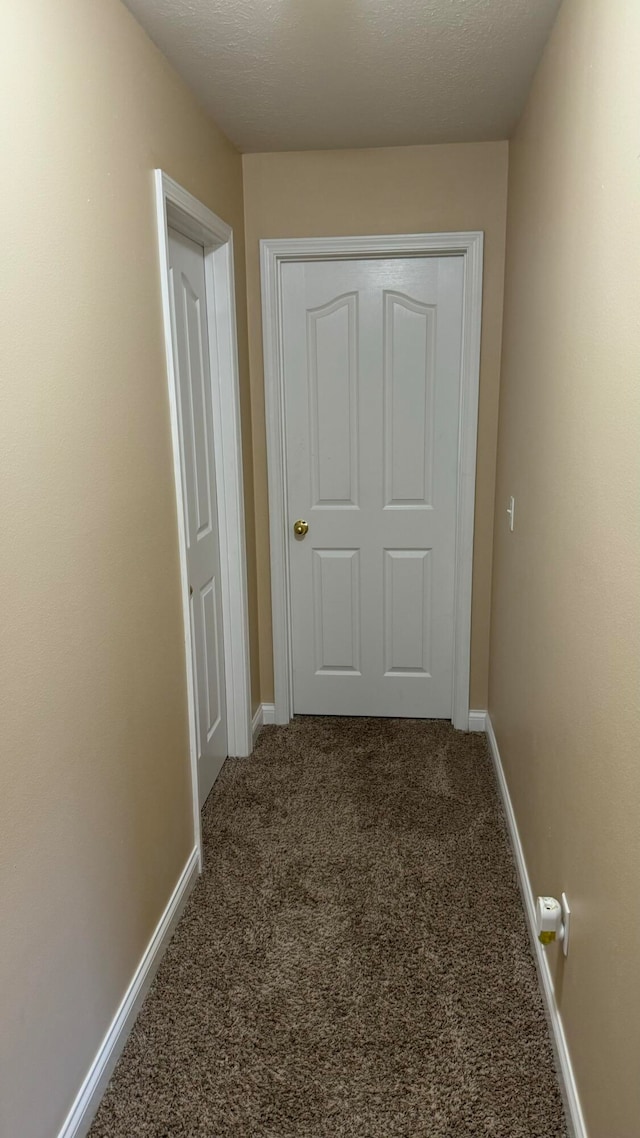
89,717,568,1137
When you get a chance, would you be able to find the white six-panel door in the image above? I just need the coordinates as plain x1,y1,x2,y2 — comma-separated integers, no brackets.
168,228,227,802
282,256,464,718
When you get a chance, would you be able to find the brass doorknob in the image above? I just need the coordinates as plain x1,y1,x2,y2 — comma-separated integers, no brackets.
293,519,309,536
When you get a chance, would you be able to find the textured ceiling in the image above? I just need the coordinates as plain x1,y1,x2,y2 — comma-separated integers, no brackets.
123,0,561,153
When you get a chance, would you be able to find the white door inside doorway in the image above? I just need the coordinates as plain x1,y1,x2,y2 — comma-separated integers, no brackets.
281,255,465,719
168,227,228,802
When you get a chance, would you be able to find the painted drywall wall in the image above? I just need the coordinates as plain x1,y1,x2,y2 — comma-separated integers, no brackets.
0,2,257,1135
489,1,640,1134
242,143,509,709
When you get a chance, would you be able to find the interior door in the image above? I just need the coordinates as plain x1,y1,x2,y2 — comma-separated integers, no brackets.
282,255,464,718
168,227,227,803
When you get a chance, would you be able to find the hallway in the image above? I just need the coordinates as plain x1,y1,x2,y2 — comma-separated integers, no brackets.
89,719,567,1137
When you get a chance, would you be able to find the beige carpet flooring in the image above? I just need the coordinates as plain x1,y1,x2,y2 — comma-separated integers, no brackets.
89,717,568,1137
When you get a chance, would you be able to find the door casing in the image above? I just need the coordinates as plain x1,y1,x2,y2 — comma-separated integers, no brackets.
155,171,252,867
260,232,484,731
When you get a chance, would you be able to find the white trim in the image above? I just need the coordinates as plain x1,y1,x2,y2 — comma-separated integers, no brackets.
155,171,252,857
262,702,276,725
252,703,263,744
484,714,587,1138
57,847,199,1138
260,232,483,730
468,709,487,732
252,702,277,745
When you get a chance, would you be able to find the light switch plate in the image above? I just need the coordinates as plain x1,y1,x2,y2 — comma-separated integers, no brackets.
507,495,515,532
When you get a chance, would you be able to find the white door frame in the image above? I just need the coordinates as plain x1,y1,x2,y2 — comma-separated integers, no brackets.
260,231,484,732
155,171,252,864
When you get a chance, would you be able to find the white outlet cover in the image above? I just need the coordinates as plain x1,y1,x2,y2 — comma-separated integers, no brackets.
561,892,571,957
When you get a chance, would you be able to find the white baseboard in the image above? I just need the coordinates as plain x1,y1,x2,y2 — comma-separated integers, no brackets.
57,846,200,1138
252,701,276,744
484,714,587,1138
251,703,263,744
254,705,481,734
468,709,487,731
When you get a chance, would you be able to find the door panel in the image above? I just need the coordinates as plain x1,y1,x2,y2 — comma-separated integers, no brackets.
200,576,222,740
312,549,361,674
169,228,227,802
384,292,436,507
308,293,359,507
283,256,464,719
383,548,433,677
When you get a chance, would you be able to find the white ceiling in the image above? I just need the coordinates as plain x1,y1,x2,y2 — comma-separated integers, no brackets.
124,0,561,153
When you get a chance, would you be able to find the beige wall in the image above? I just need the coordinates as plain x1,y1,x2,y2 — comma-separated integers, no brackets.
242,143,509,710
0,2,257,1135
489,1,640,1135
